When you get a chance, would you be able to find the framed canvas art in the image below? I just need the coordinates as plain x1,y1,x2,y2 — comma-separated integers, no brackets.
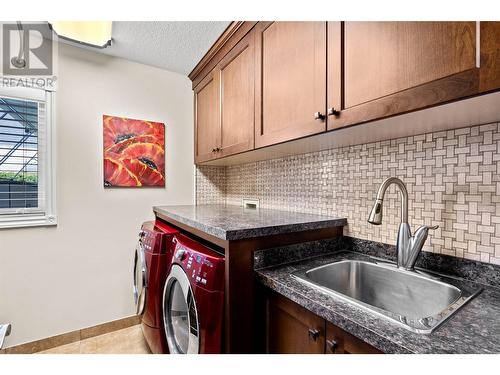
103,115,165,187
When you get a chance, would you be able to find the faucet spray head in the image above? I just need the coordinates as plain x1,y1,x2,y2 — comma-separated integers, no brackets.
368,199,383,225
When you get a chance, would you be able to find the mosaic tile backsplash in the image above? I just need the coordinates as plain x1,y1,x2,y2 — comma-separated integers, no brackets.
195,165,226,204
196,122,500,265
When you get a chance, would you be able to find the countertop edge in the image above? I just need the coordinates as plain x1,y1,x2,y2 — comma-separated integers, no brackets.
222,218,348,240
153,208,228,239
153,205,347,241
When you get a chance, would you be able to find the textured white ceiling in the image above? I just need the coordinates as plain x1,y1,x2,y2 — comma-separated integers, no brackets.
63,21,230,75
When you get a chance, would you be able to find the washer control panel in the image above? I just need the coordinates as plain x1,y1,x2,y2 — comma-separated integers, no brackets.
139,221,178,255
139,229,154,252
175,246,213,287
173,236,224,292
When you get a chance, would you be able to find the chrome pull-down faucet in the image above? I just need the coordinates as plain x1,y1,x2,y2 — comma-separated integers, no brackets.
368,177,438,271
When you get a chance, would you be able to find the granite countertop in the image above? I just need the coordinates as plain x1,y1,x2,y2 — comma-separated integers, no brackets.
256,251,500,354
153,204,347,240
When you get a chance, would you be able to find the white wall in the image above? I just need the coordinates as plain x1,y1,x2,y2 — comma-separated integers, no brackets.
0,43,194,347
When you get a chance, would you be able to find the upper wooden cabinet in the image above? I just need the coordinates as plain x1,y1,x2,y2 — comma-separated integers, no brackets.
327,22,480,130
194,69,220,163
191,21,500,164
194,32,255,163
219,32,255,158
254,22,327,148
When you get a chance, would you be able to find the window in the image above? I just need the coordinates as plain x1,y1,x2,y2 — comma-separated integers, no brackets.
0,86,55,228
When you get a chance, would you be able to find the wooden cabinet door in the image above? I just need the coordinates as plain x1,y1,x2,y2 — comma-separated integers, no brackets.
194,69,220,163
478,22,500,93
266,292,325,354
255,22,327,148
328,22,479,130
218,31,255,158
325,323,381,354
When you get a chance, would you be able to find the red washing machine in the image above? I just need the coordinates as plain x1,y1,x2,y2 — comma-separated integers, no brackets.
133,221,179,354
162,233,225,354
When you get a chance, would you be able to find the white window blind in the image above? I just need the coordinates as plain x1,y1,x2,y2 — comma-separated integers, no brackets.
0,86,55,228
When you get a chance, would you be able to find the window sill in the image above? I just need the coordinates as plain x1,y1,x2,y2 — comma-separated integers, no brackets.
0,215,57,229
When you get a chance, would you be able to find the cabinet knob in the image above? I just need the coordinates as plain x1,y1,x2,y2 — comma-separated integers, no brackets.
327,107,340,116
211,148,216,153
215,147,221,152
314,112,325,121
308,328,320,341
326,339,338,353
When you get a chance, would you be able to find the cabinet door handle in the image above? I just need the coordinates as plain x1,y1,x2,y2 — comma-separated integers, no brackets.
326,339,338,353
314,112,325,121
308,329,320,341
327,107,340,116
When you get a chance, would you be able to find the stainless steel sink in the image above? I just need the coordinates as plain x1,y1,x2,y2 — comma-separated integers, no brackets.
292,259,482,333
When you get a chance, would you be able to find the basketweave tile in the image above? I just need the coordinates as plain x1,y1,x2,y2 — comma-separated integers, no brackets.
196,122,500,264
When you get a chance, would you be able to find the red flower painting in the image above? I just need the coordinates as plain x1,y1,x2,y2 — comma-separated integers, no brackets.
103,115,165,187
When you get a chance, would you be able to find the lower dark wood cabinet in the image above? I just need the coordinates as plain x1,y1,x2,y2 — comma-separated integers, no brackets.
325,322,381,354
265,291,382,354
266,291,325,353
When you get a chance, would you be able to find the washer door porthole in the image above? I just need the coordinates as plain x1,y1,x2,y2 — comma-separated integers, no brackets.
163,264,200,354
133,241,147,315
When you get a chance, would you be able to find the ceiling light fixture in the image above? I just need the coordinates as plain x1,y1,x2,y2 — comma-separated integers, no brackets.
49,21,113,49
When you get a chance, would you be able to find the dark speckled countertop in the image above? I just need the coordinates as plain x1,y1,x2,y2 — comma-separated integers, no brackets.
256,251,500,354
153,204,347,240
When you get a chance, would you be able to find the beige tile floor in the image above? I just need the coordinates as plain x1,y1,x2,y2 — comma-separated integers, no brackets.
37,325,151,354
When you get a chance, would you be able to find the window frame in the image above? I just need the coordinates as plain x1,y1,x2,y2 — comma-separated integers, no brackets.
0,85,56,229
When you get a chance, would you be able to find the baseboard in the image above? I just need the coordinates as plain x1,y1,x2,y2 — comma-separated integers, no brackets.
0,315,141,354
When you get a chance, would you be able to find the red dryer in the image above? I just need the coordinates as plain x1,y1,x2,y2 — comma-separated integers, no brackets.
133,221,178,354
162,233,225,354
